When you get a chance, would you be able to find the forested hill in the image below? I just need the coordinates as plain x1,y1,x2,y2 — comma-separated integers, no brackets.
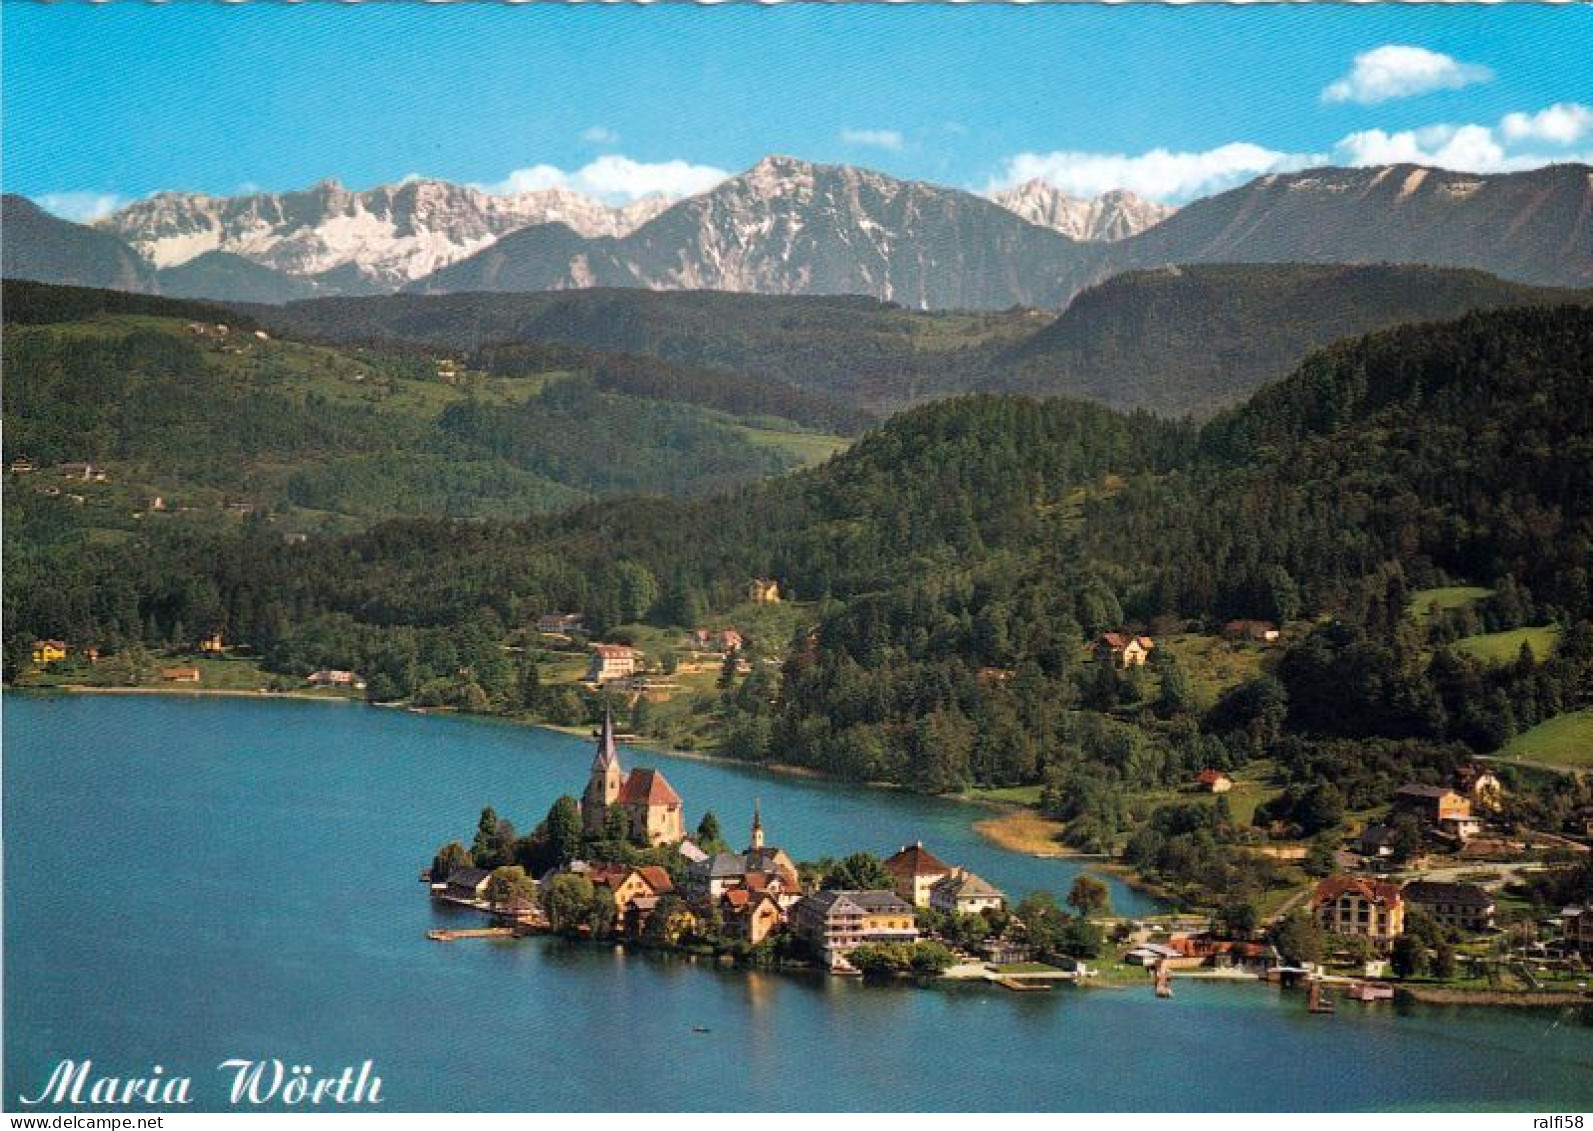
993,263,1590,417
8,308,1592,827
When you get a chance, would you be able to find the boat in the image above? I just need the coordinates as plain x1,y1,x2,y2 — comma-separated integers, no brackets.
691,1026,712,1034
1307,980,1336,1014
1346,982,1394,1002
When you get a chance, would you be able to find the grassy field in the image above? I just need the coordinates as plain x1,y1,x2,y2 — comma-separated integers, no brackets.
1498,709,1593,768
1451,625,1561,664
1158,633,1272,710
734,423,851,468
1407,585,1493,621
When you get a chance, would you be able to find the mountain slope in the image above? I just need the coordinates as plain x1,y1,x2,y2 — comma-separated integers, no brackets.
994,262,1593,416
156,251,319,304
988,182,1176,241
414,156,1093,309
1,195,155,292
1108,163,1593,288
98,179,673,289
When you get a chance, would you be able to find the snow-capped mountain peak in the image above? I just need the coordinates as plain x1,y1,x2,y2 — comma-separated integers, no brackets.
987,180,1177,241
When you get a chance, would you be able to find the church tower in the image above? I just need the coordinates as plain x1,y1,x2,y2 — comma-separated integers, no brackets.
750,798,764,851
582,709,625,835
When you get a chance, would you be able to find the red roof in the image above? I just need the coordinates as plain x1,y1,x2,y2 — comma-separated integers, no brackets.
884,842,952,878
632,866,674,895
1312,875,1404,907
616,768,681,807
1196,769,1231,785
592,643,638,659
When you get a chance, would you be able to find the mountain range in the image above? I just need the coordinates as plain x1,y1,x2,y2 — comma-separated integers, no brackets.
5,158,1590,309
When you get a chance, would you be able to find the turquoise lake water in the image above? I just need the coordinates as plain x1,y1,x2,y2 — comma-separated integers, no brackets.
5,693,1591,1111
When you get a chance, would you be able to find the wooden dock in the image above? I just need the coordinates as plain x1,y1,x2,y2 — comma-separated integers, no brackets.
427,927,518,942
994,977,1053,992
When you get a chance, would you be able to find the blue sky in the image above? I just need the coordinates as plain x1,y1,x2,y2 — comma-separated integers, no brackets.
6,4,1590,219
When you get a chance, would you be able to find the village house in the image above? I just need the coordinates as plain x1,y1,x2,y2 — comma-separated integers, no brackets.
1393,784,1473,826
9,457,36,474
31,639,69,665
690,628,744,654
441,866,493,904
1311,875,1406,945
1559,906,1593,957
684,805,803,908
1401,880,1496,934
747,577,781,605
788,889,919,969
1095,633,1155,668
580,712,685,845
1194,769,1234,793
721,889,785,945
536,613,585,636
589,864,678,934
585,643,640,683
198,633,225,654
307,669,366,690
883,842,953,908
1165,933,1281,974
58,462,107,482
1357,824,1398,861
1222,619,1281,644
160,666,202,684
928,869,1007,916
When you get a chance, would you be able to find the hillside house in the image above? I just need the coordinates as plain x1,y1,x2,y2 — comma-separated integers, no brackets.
589,864,677,931
160,666,201,684
1401,881,1496,933
1311,875,1406,945
747,577,781,605
307,669,366,690
198,633,225,654
537,613,585,636
586,643,640,683
1455,765,1505,813
31,640,68,665
789,889,919,968
1560,906,1593,956
1393,784,1472,826
883,842,953,908
1222,619,1281,644
9,457,36,474
690,628,744,653
1096,633,1155,668
1195,769,1234,793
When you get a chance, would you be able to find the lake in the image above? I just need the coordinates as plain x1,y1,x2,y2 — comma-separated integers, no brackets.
5,693,1590,1111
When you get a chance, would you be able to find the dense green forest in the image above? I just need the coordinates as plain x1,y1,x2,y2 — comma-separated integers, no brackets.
250,266,1588,419
1,281,846,532
8,301,1592,905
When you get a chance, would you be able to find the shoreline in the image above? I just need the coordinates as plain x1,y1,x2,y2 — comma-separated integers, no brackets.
17,684,361,704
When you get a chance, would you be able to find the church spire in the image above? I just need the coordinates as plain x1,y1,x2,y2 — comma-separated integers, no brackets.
591,707,621,773
750,798,764,851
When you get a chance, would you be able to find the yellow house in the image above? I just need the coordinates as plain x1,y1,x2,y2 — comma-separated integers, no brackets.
32,640,69,665
883,842,953,908
198,633,225,654
747,577,781,605
1311,875,1406,945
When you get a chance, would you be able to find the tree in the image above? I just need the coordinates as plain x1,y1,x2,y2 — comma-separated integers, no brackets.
471,806,502,868
545,796,583,867
821,853,894,891
1058,918,1104,959
1214,899,1260,939
1156,657,1197,717
543,873,596,933
908,940,955,975
641,894,695,946
485,865,537,913
1066,874,1112,920
696,811,726,853
1016,892,1068,955
1303,837,1338,878
1390,933,1427,979
603,805,633,846
1389,813,1425,867
429,841,473,883
1271,911,1324,966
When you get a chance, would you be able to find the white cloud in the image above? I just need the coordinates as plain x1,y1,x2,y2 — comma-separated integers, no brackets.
36,191,126,222
986,142,1323,202
1500,102,1593,146
1322,45,1492,106
1334,103,1593,173
840,127,904,152
581,126,620,146
476,155,729,203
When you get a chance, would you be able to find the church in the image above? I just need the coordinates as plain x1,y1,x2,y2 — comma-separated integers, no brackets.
581,711,685,845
